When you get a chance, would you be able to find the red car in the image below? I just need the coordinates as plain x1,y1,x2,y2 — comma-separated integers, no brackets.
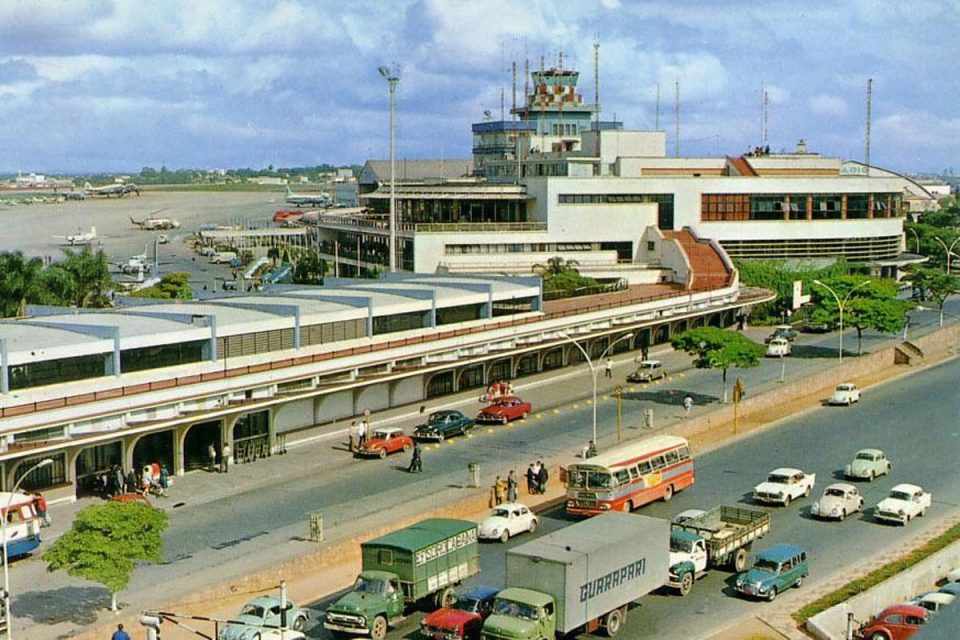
858,604,928,640
476,396,532,424
420,585,498,640
356,427,413,459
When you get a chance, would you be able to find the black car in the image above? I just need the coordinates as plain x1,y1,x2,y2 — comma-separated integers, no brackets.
413,410,475,441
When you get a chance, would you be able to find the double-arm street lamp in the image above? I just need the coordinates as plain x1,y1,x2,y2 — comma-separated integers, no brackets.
378,65,400,273
3,457,53,640
933,236,960,275
558,332,634,445
812,279,872,363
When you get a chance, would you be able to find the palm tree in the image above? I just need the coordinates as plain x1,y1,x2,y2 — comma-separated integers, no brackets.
57,246,114,308
0,251,55,317
531,256,580,277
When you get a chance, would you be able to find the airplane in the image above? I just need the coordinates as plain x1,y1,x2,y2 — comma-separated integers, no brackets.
83,181,141,197
62,190,86,201
53,226,98,246
130,210,180,230
285,186,331,208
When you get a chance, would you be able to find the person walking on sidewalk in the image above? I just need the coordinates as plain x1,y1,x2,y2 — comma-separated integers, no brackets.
683,394,694,417
208,442,217,472
221,442,232,473
407,442,423,473
537,461,549,494
111,624,131,640
113,464,126,495
507,470,518,503
525,464,537,495
32,492,50,527
493,475,506,506
604,357,613,379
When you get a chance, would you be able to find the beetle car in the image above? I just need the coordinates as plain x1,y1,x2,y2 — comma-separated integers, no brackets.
627,360,667,383
765,338,792,357
476,396,531,424
419,585,498,640
753,468,815,506
811,483,864,521
356,427,413,459
478,503,538,543
734,543,809,602
858,604,928,640
218,595,309,640
764,325,798,343
874,484,932,525
414,410,474,441
845,448,892,481
910,591,955,614
829,383,861,406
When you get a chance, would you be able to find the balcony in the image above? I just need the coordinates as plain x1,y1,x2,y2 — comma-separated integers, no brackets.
414,221,547,233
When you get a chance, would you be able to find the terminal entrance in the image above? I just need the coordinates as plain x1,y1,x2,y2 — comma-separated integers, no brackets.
132,431,175,476
183,421,221,471
487,359,512,383
233,411,270,464
426,371,454,398
75,441,122,497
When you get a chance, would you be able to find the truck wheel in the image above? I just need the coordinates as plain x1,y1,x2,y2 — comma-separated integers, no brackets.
678,571,694,596
731,548,748,573
662,485,673,502
603,607,625,636
500,529,510,543
371,615,388,640
436,586,456,609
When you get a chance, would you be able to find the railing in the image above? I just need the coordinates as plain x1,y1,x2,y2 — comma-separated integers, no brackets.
414,222,547,233
315,215,417,234
543,280,628,301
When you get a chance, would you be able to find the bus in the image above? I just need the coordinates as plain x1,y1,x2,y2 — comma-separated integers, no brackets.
565,435,695,516
0,492,43,560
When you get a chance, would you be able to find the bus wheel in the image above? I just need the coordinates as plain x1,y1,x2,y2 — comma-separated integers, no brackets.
662,485,674,502
621,500,633,513
604,607,625,637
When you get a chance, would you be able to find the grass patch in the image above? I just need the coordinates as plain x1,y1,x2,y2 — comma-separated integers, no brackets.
792,521,960,625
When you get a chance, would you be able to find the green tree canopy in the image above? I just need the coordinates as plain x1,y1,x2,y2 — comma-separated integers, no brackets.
129,272,193,300
671,327,765,402
0,251,49,317
809,276,911,355
291,251,326,284
43,501,169,611
735,258,852,323
50,246,114,308
906,266,960,327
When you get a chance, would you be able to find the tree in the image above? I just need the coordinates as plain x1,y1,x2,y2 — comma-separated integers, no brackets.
292,252,326,284
43,501,169,612
671,327,765,403
532,256,581,277
0,251,49,316
907,267,960,327
809,276,911,355
52,246,114,307
129,272,193,300
735,258,852,323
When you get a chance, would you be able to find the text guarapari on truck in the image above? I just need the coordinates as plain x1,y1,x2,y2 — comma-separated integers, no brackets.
564,436,694,516
323,518,480,640
481,512,670,640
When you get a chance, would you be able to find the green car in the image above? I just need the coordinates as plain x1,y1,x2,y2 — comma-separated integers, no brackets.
844,448,892,481
414,410,475,441
734,544,808,602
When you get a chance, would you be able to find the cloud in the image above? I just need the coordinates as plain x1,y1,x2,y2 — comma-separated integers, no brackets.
0,58,38,83
809,94,848,117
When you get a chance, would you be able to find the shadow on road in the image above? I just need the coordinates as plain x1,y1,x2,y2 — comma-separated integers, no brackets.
790,345,840,359
622,389,719,407
13,584,110,626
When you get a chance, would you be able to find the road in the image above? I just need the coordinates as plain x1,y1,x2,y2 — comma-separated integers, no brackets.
13,298,960,639
304,351,960,639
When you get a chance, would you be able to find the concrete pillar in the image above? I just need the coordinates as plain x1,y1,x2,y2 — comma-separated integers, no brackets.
0,337,8,394
293,309,301,350
783,195,790,221
841,194,848,220
174,424,190,476
806,195,813,221
366,300,374,337
429,295,437,328
112,327,121,377
209,315,218,361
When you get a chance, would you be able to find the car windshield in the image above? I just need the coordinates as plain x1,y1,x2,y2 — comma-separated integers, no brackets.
641,363,657,369
354,577,386,593
753,558,780,572
767,474,790,484
493,598,539,621
428,413,448,424
890,490,913,501
855,452,876,461
453,596,481,613
240,604,265,618
825,488,846,497
567,470,614,489
492,508,510,518
837,385,853,391
670,537,694,553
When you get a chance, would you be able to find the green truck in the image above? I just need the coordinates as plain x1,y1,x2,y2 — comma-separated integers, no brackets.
323,518,480,640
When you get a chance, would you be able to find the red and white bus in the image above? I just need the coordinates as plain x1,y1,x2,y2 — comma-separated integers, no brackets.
565,435,695,516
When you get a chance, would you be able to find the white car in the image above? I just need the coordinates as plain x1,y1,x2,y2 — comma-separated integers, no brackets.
753,468,816,506
829,383,861,406
765,338,791,357
911,591,955,614
478,503,538,543
875,484,932,525
810,483,864,521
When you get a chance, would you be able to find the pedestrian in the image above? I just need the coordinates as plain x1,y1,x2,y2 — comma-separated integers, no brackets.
537,460,549,494
604,357,613,379
348,420,357,452
221,441,232,473
683,394,694,417
358,417,368,448
113,464,126,495
407,442,423,473
126,469,138,494
585,440,598,459
641,345,650,361
507,470,518,503
159,465,170,491
207,442,217,472
736,314,746,331
493,475,506,506
32,492,50,527
111,624,131,640
525,464,537,495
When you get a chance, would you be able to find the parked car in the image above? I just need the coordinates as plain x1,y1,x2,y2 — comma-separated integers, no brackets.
858,604,928,640
753,468,816,506
356,427,414,459
845,448,892,481
414,410,474,441
419,585,499,640
938,582,960,597
874,484,932,525
829,383,861,406
765,337,792,357
796,319,833,334
219,595,309,640
476,396,531,424
671,508,707,525
478,503,538,543
627,360,667,383
734,543,808,602
910,591,955,614
811,483,864,521
764,325,798,343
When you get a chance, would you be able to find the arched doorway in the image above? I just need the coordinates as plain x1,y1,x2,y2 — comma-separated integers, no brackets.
516,354,539,377
708,312,723,327
654,324,670,344
487,359,512,383
541,348,564,371
75,441,122,497
183,421,221,471
590,338,609,359
458,365,484,391
132,430,175,475
426,371,454,398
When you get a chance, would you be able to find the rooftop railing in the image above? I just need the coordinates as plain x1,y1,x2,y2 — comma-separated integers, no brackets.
414,221,548,233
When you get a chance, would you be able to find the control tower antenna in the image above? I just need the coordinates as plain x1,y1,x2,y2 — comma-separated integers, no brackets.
865,77,873,168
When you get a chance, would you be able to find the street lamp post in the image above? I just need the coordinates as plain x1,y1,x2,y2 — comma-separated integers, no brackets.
813,279,872,363
559,332,634,446
906,227,920,255
933,237,960,274
378,65,400,273
3,457,53,640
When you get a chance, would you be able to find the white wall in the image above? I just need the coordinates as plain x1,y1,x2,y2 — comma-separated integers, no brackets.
274,397,314,433
354,382,389,414
389,376,423,406
314,391,353,423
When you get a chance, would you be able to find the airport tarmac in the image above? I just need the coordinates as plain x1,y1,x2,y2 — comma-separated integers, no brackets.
0,190,284,294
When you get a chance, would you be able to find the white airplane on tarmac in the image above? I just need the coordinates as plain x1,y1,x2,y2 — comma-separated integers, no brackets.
84,181,140,197
130,210,180,230
285,186,331,208
53,226,99,246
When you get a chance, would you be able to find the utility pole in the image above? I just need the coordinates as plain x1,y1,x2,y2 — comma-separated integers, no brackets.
865,77,873,169
378,65,400,272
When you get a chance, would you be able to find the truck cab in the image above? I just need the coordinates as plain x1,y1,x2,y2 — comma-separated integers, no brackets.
668,530,708,596
481,588,555,640
324,570,404,639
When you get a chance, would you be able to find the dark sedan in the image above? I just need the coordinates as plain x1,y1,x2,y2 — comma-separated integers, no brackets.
414,410,475,441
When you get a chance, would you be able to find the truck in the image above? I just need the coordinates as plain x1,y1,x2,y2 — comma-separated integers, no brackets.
210,250,237,264
324,518,480,640
480,512,668,639
667,505,770,596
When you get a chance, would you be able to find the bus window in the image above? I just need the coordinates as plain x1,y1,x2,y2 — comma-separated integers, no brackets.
568,470,587,489
638,460,652,474
677,446,691,460
650,455,666,470
614,469,630,484
665,450,680,465
628,467,639,480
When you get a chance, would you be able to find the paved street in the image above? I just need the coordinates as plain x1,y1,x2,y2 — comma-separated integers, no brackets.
15,299,960,638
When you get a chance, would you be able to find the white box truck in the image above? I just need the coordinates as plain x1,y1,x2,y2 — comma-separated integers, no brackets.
480,512,669,639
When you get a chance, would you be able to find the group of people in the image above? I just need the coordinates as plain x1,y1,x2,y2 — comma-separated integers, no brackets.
207,442,232,473
493,465,547,505
88,463,169,499
491,471,518,505
348,417,371,452
525,461,549,494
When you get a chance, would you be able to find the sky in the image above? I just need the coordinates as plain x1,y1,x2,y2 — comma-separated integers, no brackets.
0,0,957,174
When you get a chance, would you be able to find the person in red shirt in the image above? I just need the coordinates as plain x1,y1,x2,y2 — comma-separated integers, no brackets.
32,492,50,527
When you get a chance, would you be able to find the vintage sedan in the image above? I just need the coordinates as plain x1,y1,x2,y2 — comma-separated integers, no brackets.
627,360,666,383
219,596,309,640
478,503,538,543
476,396,531,424
845,448,892,481
414,410,475,441
420,585,498,640
810,483,864,521
356,427,413,459
829,383,861,406
753,468,815,506
858,604,928,640
874,484,932,525
734,543,808,602
910,591,955,614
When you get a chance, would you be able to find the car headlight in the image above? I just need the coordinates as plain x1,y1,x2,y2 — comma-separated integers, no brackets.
600,504,610,510
898,509,906,516
758,584,768,593
490,528,501,536
567,500,575,507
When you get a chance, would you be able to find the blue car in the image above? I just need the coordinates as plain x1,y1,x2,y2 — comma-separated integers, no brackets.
939,582,960,597
734,543,809,602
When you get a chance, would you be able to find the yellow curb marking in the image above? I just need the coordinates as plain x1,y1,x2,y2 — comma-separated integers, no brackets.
553,409,561,414
487,428,494,434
